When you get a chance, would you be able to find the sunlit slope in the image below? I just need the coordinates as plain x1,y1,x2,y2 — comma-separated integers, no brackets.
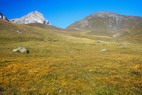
0,20,142,95
0,20,100,43
67,12,142,38
27,23,63,30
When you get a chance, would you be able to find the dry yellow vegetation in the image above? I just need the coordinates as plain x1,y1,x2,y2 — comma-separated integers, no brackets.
0,20,142,95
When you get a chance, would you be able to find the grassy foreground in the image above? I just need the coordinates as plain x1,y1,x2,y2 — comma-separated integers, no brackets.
0,20,142,95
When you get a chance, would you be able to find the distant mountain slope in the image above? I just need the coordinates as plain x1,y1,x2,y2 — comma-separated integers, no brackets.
67,12,142,36
10,11,50,24
0,19,97,44
27,23,63,30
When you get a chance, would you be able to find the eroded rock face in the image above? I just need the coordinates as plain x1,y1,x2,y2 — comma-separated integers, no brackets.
13,47,29,54
0,12,8,20
10,11,50,25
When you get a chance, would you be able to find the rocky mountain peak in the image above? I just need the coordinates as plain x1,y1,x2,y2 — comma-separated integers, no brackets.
0,12,8,21
29,11,44,18
10,11,50,24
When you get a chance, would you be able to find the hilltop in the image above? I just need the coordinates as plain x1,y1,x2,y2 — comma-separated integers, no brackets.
67,12,142,37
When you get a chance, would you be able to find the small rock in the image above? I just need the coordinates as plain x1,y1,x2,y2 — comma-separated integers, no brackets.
13,47,29,53
101,49,108,52
16,30,22,34
118,46,124,48
13,48,20,53
96,40,105,43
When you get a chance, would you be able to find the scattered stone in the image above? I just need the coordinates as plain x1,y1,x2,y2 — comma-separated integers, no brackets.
96,40,105,43
101,49,108,52
13,47,29,53
113,33,120,38
118,46,124,48
16,30,22,34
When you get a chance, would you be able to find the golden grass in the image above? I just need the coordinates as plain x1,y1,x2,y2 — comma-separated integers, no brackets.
0,20,142,95
0,41,142,95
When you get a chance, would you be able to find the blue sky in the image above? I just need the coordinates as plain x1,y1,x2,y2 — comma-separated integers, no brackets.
1,0,142,28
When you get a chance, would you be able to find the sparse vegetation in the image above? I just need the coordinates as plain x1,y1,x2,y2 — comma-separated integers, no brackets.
0,20,142,95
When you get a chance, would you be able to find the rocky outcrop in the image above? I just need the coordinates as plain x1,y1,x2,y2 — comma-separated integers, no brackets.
0,12,8,21
10,11,50,24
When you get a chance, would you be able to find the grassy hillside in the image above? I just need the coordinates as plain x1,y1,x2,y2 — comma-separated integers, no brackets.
67,12,142,37
0,20,142,95
27,23,63,31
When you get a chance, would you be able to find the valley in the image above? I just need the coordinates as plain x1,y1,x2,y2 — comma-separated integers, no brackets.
0,19,142,94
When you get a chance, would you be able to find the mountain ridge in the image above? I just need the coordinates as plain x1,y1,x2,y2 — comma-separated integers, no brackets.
10,11,50,25
66,11,142,37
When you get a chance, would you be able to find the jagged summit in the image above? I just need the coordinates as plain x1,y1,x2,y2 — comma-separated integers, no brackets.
0,12,8,21
10,11,50,24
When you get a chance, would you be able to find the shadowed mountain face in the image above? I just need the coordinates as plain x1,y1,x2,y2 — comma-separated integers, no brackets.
67,12,142,36
10,11,50,25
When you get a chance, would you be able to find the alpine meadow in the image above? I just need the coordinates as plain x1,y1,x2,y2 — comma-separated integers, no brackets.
0,1,142,95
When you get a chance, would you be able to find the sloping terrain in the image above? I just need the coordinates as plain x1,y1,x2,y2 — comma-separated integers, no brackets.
67,12,142,37
0,20,142,95
27,23,63,30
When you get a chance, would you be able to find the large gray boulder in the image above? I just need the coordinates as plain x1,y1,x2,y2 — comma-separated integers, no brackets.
13,47,29,53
